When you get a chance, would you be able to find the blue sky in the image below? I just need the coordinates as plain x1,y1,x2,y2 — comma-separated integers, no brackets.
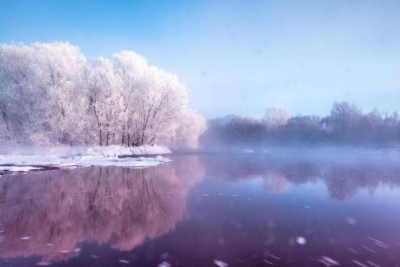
1,0,400,118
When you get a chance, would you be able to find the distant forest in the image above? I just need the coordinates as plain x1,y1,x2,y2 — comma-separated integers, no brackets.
200,101,400,148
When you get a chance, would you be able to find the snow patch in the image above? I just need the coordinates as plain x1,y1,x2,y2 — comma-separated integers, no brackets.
0,145,171,157
0,145,172,173
0,166,42,172
82,145,171,157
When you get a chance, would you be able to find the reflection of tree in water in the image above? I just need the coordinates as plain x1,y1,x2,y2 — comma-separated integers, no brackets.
203,156,400,200
263,173,289,193
323,166,400,201
0,157,205,262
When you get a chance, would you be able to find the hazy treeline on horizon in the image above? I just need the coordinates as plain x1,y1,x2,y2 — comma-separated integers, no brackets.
201,101,400,149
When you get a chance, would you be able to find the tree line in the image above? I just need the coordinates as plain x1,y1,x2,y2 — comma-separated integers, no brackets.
0,42,206,148
201,102,400,148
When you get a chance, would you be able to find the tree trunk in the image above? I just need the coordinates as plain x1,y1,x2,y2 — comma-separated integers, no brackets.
0,106,10,132
99,129,102,146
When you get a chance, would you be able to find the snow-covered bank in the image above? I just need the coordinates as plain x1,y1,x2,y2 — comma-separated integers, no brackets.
0,145,172,174
0,145,171,157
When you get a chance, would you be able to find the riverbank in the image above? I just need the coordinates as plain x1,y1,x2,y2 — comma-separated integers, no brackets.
0,145,172,175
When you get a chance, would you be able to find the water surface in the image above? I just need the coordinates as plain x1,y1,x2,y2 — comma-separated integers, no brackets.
1,155,400,267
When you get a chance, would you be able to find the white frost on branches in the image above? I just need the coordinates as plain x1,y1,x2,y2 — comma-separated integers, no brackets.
0,42,206,148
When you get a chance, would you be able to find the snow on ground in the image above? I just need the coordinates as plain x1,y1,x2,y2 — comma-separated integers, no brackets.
0,145,171,157
0,166,42,172
0,145,172,174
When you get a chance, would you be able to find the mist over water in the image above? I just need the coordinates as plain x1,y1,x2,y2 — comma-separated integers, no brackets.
1,154,399,267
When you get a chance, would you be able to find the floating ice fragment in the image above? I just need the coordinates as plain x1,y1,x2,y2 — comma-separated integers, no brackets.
321,256,340,266
346,217,357,225
368,237,381,243
361,246,376,253
269,255,280,260
119,259,130,264
36,261,52,266
352,260,368,267
368,237,390,249
346,247,360,254
264,259,274,265
202,194,209,197
158,261,172,267
46,243,53,247
318,259,331,266
296,236,307,245
214,260,229,267
374,242,390,249
60,250,71,254
90,255,98,259
20,236,31,240
73,248,81,252
390,256,400,262
304,206,311,209
366,261,382,267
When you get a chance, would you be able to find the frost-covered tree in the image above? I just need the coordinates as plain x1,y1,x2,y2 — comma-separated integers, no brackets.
29,42,88,145
0,43,36,144
0,42,206,148
0,42,88,145
87,57,123,146
166,108,207,148
114,51,190,147
329,101,362,133
264,106,291,128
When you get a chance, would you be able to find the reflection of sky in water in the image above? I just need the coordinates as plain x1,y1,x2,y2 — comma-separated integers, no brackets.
1,155,400,267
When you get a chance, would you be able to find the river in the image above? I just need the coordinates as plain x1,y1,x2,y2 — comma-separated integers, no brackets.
0,154,399,267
